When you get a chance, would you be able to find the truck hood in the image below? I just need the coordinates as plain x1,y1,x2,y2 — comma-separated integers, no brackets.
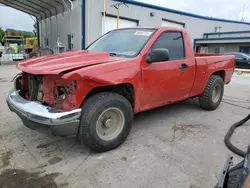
17,50,120,75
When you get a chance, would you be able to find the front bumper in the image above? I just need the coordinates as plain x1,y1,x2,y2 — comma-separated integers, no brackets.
6,90,82,136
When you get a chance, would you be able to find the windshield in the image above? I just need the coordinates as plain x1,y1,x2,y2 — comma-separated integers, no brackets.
87,28,156,57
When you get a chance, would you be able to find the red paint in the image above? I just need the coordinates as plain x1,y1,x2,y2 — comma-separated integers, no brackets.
21,72,28,90
43,75,76,110
17,50,119,75
16,27,235,113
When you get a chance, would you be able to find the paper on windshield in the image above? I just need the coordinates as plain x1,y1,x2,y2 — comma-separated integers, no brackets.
134,31,153,36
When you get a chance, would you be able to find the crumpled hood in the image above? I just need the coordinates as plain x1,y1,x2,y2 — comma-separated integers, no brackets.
17,50,119,75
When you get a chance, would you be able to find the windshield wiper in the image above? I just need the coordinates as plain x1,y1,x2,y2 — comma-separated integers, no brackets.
109,52,129,57
109,52,117,56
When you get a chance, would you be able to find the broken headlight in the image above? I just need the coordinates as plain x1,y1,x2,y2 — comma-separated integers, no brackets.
54,86,72,104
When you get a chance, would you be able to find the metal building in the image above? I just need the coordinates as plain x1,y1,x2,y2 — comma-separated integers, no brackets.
85,0,250,52
1,0,250,54
194,31,250,54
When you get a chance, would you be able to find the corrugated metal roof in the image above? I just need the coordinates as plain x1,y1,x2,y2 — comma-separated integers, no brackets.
0,0,73,20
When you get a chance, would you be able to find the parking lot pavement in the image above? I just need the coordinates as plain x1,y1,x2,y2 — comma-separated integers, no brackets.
0,65,250,188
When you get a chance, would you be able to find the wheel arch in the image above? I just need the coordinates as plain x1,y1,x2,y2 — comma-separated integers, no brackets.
83,83,135,109
211,70,225,81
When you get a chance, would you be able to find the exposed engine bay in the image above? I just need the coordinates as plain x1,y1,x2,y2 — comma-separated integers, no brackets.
15,72,77,110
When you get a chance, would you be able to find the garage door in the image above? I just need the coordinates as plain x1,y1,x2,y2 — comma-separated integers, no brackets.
102,16,138,34
161,20,184,28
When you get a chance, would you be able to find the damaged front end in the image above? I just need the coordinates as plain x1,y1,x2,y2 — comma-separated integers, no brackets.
18,73,77,110
7,72,82,136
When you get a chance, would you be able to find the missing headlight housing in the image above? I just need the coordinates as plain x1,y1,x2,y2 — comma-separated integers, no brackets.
54,86,71,104
13,74,22,91
42,76,77,110
37,84,44,101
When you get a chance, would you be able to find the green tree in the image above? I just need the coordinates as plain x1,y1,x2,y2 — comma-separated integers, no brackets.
21,31,35,38
5,28,15,32
33,23,37,37
0,27,5,43
4,28,35,38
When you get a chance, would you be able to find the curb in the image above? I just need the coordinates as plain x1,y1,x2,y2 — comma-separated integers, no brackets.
234,68,250,75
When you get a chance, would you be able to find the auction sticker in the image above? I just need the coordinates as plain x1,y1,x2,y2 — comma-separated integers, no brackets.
134,31,153,36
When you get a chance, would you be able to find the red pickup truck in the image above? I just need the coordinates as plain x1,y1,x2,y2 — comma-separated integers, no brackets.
7,27,235,152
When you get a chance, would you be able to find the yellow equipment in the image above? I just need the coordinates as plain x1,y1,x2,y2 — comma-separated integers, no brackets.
25,37,38,53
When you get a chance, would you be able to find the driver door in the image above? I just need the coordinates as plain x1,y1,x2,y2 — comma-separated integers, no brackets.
139,31,196,110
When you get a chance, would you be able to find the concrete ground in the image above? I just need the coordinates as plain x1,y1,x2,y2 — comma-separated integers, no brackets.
0,65,250,188
0,60,19,66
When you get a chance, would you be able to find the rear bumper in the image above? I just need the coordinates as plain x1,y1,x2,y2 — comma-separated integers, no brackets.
6,90,81,136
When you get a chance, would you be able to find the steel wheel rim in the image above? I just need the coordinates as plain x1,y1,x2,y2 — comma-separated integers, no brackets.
96,107,125,141
212,84,221,103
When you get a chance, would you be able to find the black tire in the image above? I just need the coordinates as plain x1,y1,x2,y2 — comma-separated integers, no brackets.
78,92,133,152
199,75,224,110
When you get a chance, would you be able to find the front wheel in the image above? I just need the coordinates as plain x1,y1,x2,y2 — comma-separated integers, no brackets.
78,92,133,152
199,75,224,111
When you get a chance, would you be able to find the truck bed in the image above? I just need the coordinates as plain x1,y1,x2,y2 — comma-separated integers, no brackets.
190,53,235,97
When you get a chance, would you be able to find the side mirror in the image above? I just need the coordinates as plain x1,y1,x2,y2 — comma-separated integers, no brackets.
147,48,170,63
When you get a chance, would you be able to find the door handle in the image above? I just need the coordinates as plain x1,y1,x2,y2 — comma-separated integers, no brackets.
179,64,189,70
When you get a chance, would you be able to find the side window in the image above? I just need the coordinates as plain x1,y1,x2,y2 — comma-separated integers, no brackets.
151,32,185,60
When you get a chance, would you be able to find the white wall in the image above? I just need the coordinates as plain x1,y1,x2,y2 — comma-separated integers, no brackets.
85,0,250,47
102,16,138,34
39,0,82,50
161,20,184,28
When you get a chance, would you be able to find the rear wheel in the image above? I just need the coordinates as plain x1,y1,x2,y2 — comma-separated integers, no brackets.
78,92,133,152
199,75,224,110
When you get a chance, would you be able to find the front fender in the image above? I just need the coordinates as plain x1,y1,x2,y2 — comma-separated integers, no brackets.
62,62,141,109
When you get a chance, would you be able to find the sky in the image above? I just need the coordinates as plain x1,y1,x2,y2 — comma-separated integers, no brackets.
137,0,250,21
0,0,250,31
0,5,35,31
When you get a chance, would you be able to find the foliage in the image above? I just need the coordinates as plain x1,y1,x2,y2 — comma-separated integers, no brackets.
5,28,35,38
5,28,16,32
21,31,35,38
33,23,37,37
0,27,4,43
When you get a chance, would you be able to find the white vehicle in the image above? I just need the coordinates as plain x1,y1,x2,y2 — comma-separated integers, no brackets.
0,47,24,62
0,45,4,57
